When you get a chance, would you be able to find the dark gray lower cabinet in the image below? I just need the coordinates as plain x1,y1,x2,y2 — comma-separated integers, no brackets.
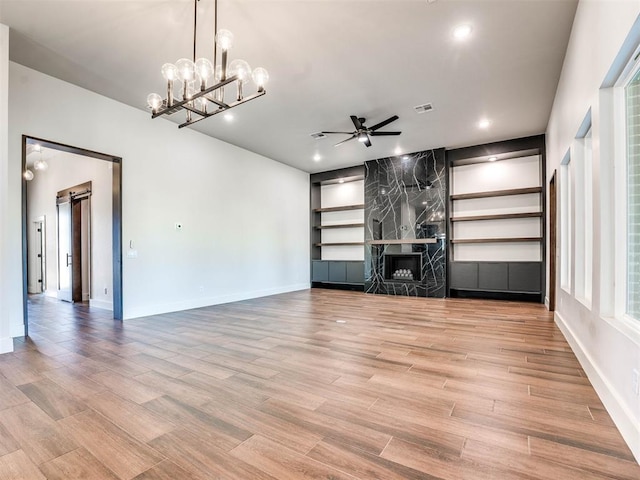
329,262,346,282
311,261,329,282
479,263,508,291
346,262,364,283
508,262,542,292
312,260,364,286
450,262,478,289
450,261,542,297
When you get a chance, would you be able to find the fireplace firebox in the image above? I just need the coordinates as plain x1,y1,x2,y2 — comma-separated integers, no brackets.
384,253,422,282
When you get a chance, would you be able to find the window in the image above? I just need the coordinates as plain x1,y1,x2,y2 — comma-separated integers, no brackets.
560,154,572,292
626,70,640,320
574,126,593,307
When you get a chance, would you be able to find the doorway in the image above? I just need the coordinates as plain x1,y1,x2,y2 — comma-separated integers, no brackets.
549,170,557,311
21,136,123,335
56,181,92,304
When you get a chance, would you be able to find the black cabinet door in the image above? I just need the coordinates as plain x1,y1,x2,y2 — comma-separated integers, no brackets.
329,262,347,282
508,262,541,292
450,262,478,289
346,262,364,283
479,263,508,291
312,261,329,282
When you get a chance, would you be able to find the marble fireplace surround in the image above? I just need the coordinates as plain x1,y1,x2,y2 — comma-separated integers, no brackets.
364,149,447,298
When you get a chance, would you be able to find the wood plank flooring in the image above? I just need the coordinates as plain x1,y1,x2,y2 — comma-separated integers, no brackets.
1,289,638,479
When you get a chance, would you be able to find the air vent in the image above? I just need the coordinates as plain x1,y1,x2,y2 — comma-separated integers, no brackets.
414,103,434,114
310,132,327,139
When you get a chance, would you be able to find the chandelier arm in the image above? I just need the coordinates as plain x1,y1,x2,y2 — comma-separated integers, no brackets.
178,90,266,128
205,97,231,109
153,75,240,118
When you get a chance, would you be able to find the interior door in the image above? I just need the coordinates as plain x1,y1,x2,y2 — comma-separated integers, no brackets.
34,221,44,293
57,199,73,302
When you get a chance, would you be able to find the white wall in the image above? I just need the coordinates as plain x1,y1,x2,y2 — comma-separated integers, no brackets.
0,24,14,353
546,0,640,462
26,149,113,309
3,59,309,334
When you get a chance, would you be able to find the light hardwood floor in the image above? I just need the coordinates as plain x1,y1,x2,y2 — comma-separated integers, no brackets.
0,289,637,479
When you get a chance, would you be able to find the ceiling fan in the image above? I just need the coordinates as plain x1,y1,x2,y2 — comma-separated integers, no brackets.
322,115,401,147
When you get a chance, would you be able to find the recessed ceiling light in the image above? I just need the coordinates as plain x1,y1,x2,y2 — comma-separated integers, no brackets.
338,178,345,184
313,154,321,162
453,24,472,40
224,112,234,122
488,156,497,162
478,118,491,129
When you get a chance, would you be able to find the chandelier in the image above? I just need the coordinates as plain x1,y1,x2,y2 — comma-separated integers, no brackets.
147,0,268,129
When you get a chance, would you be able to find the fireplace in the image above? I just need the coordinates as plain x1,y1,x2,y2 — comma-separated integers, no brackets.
364,149,446,297
384,253,422,282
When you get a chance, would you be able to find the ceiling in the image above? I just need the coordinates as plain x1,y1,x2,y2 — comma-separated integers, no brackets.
1,0,578,173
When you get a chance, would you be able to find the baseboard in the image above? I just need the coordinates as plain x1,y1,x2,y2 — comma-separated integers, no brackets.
0,336,13,354
555,311,640,463
544,296,550,309
83,292,90,302
89,299,113,311
124,283,310,320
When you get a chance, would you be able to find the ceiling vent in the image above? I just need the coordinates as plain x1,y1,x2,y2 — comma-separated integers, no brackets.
310,132,327,139
414,103,434,114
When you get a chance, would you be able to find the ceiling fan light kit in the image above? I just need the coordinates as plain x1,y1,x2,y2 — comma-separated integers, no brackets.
321,114,401,148
147,0,268,129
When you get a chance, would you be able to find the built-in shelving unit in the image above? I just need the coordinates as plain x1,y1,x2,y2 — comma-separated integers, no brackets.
446,135,546,302
314,242,365,247
451,237,542,244
310,166,366,290
367,239,437,245
313,204,364,213
450,186,542,200
314,223,365,229
451,212,542,222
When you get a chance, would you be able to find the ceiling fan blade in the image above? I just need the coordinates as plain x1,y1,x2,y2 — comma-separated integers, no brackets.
369,115,399,131
363,136,372,147
334,135,357,147
350,115,364,130
369,131,402,136
321,131,355,135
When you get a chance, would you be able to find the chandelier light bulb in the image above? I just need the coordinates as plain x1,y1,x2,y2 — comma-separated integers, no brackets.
252,67,269,90
24,169,34,181
175,58,196,82
358,132,368,143
216,29,234,51
147,93,163,111
161,63,178,81
34,158,48,171
195,58,214,80
229,59,251,84
34,144,41,152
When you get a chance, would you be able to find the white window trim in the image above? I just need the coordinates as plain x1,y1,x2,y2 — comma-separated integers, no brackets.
608,48,640,330
560,154,572,293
